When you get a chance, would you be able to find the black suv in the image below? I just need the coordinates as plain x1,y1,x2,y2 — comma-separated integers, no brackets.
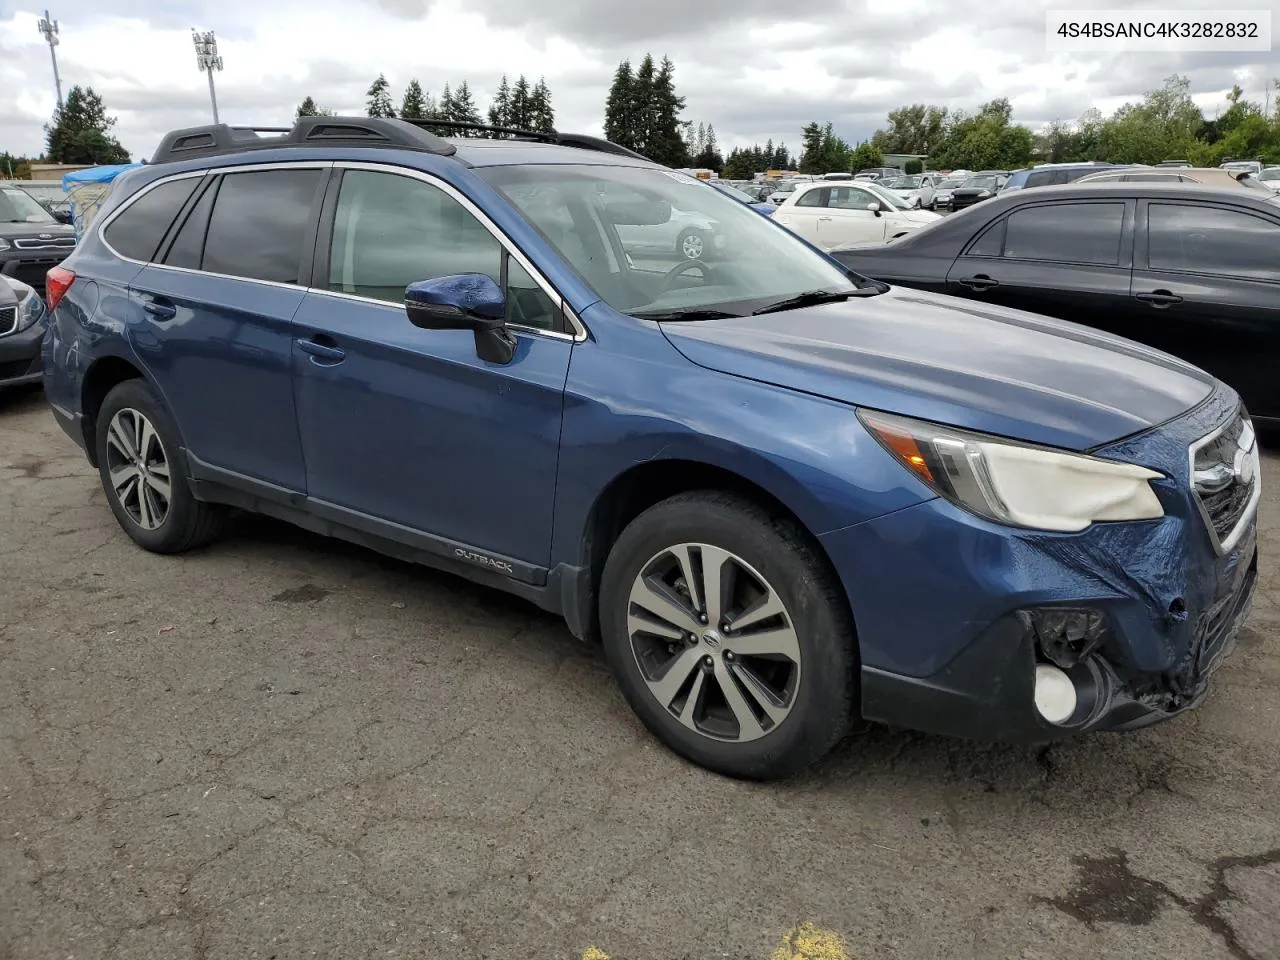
0,183,77,296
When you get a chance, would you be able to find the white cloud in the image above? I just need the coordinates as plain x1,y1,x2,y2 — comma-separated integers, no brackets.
0,0,1275,162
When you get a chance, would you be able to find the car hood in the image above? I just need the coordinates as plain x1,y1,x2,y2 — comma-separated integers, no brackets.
0,221,75,240
658,286,1214,450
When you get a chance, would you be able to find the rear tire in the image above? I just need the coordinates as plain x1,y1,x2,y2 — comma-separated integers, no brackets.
95,379,226,554
599,491,856,780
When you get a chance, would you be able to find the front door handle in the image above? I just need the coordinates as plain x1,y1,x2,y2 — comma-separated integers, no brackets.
957,275,999,291
141,298,176,321
1135,290,1183,308
297,337,346,364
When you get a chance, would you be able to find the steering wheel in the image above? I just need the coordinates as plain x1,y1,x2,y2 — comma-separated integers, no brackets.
660,259,720,292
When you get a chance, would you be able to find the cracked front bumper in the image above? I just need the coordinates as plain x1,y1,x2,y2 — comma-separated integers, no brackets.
820,384,1261,743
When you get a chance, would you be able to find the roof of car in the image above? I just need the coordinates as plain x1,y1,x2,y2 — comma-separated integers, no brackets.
967,181,1279,206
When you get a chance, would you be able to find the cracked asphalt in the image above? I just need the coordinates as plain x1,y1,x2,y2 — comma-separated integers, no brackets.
2,384,1278,960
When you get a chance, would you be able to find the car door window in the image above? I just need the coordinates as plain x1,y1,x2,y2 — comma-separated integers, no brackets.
966,220,1006,257
327,169,558,329
1025,170,1068,188
202,169,322,284
1147,203,1280,282
1003,202,1125,265
161,180,216,270
828,187,873,210
795,188,827,208
103,178,201,262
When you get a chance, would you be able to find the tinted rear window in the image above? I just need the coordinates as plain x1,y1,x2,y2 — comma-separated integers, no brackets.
201,169,322,284
1148,204,1280,281
1003,202,1125,265
104,178,200,262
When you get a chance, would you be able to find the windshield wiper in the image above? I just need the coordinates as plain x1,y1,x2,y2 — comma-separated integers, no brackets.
751,289,870,316
635,308,744,321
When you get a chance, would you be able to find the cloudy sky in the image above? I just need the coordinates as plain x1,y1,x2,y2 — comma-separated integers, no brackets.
1,0,1276,162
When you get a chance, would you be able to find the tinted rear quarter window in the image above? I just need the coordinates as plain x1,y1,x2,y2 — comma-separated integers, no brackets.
967,220,1006,257
104,178,200,262
1003,202,1125,264
1147,203,1280,282
1025,170,1068,188
201,169,322,284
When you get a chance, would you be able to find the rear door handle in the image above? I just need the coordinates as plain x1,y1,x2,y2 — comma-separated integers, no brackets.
297,337,346,364
957,275,999,291
141,298,176,321
817,216,833,222
1135,290,1183,307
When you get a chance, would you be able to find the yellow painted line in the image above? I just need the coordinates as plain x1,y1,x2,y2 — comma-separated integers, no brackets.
770,922,850,960
580,948,610,960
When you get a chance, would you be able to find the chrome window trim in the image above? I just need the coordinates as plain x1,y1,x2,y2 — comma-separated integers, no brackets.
1188,410,1261,556
331,161,587,342
96,161,332,271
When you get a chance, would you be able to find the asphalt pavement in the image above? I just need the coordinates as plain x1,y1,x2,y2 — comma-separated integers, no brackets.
2,384,1277,960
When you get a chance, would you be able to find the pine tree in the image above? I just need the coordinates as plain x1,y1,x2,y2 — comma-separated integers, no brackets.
631,55,657,155
366,74,396,118
529,78,555,132
437,83,455,129
451,81,482,135
649,56,688,167
44,85,130,164
510,75,532,129
603,60,635,148
487,74,512,133
693,123,722,171
399,79,427,121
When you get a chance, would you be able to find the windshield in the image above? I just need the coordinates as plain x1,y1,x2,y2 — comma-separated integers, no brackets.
962,176,999,189
478,164,872,319
0,187,55,224
773,182,798,193
885,176,922,189
712,183,759,204
937,180,964,190
1260,168,1280,181
856,180,913,210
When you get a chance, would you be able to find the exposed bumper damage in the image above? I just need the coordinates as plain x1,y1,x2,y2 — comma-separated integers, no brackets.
824,383,1261,743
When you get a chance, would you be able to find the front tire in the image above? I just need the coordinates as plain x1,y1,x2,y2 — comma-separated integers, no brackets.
599,492,856,780
95,379,226,554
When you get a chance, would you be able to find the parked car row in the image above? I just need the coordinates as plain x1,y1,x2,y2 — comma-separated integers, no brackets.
13,116,1264,784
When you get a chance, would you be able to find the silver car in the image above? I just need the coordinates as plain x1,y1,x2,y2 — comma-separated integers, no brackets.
881,175,936,210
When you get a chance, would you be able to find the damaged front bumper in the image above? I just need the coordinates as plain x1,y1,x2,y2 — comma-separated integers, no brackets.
821,384,1262,744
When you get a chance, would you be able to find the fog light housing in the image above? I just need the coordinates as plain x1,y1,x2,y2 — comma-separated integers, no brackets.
1027,607,1109,669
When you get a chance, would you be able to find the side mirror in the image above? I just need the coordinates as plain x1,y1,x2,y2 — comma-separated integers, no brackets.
404,273,516,365
866,201,883,217
52,210,74,225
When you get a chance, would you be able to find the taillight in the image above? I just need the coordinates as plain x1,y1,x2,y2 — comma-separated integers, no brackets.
46,266,75,312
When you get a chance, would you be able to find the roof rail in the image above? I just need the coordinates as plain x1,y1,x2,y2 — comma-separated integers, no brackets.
149,116,458,164
149,115,654,167
398,118,653,162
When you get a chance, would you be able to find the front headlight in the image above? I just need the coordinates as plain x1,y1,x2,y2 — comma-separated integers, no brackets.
0,238,10,251
9,278,47,332
860,410,1164,532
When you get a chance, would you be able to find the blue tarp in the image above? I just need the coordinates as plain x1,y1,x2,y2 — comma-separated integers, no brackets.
61,163,143,189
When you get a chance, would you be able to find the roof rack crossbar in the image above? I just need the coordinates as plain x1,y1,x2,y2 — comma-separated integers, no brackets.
148,115,653,166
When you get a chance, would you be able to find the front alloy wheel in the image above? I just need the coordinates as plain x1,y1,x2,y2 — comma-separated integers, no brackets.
679,230,706,260
626,543,801,742
105,408,171,530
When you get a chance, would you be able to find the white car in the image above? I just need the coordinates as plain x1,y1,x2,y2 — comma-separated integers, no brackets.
1258,166,1280,192
880,175,936,209
1220,160,1263,176
773,180,941,249
615,206,723,261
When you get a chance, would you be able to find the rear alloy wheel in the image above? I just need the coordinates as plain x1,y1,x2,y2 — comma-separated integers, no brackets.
96,379,226,554
600,492,856,780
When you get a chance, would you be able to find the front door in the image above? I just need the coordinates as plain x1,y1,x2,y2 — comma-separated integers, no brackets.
290,166,572,568
817,185,889,247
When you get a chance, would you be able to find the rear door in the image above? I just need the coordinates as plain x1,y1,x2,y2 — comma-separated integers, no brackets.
944,199,1133,326
1130,199,1280,417
127,163,328,491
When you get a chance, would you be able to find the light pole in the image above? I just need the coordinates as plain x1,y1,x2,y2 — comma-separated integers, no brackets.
37,10,63,111
191,29,223,124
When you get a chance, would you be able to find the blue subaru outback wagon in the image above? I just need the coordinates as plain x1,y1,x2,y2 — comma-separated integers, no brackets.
42,117,1260,779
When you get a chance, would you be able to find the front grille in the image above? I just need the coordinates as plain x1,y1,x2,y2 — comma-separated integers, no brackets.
1190,410,1260,554
13,237,75,250
0,305,15,336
